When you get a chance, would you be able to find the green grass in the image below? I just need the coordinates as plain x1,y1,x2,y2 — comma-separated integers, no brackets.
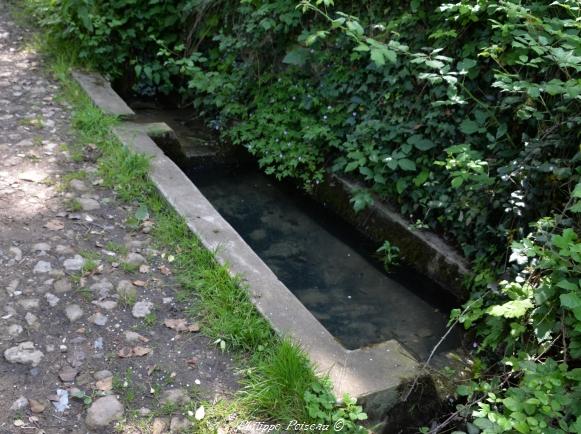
80,250,100,261
241,339,318,421
105,241,128,256
81,258,98,274
20,16,340,428
76,287,92,301
143,311,157,327
66,198,82,212
120,261,139,273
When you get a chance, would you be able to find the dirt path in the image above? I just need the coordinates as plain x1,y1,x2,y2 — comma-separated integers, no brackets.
0,4,238,433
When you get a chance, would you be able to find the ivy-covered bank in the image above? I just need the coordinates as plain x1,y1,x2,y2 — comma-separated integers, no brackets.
23,0,581,432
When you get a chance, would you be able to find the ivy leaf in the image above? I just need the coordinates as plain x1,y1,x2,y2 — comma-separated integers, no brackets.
408,134,436,151
557,280,578,291
560,293,581,310
572,183,581,198
398,159,416,171
396,178,407,193
460,119,480,135
425,59,445,69
345,161,359,172
569,202,581,213
346,20,364,37
488,299,533,318
370,48,386,66
457,58,477,73
414,170,430,186
350,190,373,212
451,177,464,188
282,48,309,66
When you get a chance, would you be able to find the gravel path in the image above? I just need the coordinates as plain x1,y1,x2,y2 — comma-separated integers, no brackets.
0,4,238,433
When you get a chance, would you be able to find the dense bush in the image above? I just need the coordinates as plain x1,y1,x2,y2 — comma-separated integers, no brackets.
26,0,581,432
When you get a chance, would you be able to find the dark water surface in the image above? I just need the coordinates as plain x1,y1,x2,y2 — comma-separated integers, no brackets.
187,166,460,359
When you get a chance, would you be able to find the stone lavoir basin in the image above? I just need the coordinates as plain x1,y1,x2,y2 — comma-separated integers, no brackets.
188,164,460,359
73,70,466,419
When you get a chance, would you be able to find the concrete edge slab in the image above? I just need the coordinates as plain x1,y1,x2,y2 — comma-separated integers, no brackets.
72,70,135,119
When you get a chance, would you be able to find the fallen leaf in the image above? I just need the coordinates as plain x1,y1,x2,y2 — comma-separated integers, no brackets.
95,377,113,391
152,418,168,434
138,335,150,343
164,318,188,332
139,264,150,273
133,346,152,357
28,399,46,413
186,357,198,368
159,265,171,276
133,280,146,287
147,365,157,376
13,420,25,427
164,318,200,333
58,365,78,382
45,219,64,231
117,347,133,358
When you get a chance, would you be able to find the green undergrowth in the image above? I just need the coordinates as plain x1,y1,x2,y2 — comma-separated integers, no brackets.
23,20,367,432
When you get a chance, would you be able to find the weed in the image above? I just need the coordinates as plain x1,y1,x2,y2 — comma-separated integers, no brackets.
118,291,137,308
76,287,92,301
376,240,400,271
105,241,128,256
66,198,82,212
143,312,157,327
81,258,98,274
80,250,100,261
113,368,136,404
120,262,139,273
19,115,43,128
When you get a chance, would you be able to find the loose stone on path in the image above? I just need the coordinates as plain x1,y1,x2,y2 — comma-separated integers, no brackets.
85,395,124,428
63,254,84,271
77,197,100,211
54,278,72,293
33,260,51,273
4,341,44,367
132,300,153,318
65,304,83,322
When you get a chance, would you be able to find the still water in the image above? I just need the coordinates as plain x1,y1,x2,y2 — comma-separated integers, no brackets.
188,166,460,359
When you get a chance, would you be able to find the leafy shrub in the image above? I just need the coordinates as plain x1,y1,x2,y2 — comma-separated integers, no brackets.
27,0,187,93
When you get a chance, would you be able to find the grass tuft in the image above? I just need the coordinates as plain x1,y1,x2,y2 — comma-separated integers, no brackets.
241,339,318,421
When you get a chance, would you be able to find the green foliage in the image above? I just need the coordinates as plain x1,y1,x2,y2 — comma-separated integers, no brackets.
24,0,185,92
449,182,581,432
304,380,368,433
376,240,400,271
27,0,580,431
